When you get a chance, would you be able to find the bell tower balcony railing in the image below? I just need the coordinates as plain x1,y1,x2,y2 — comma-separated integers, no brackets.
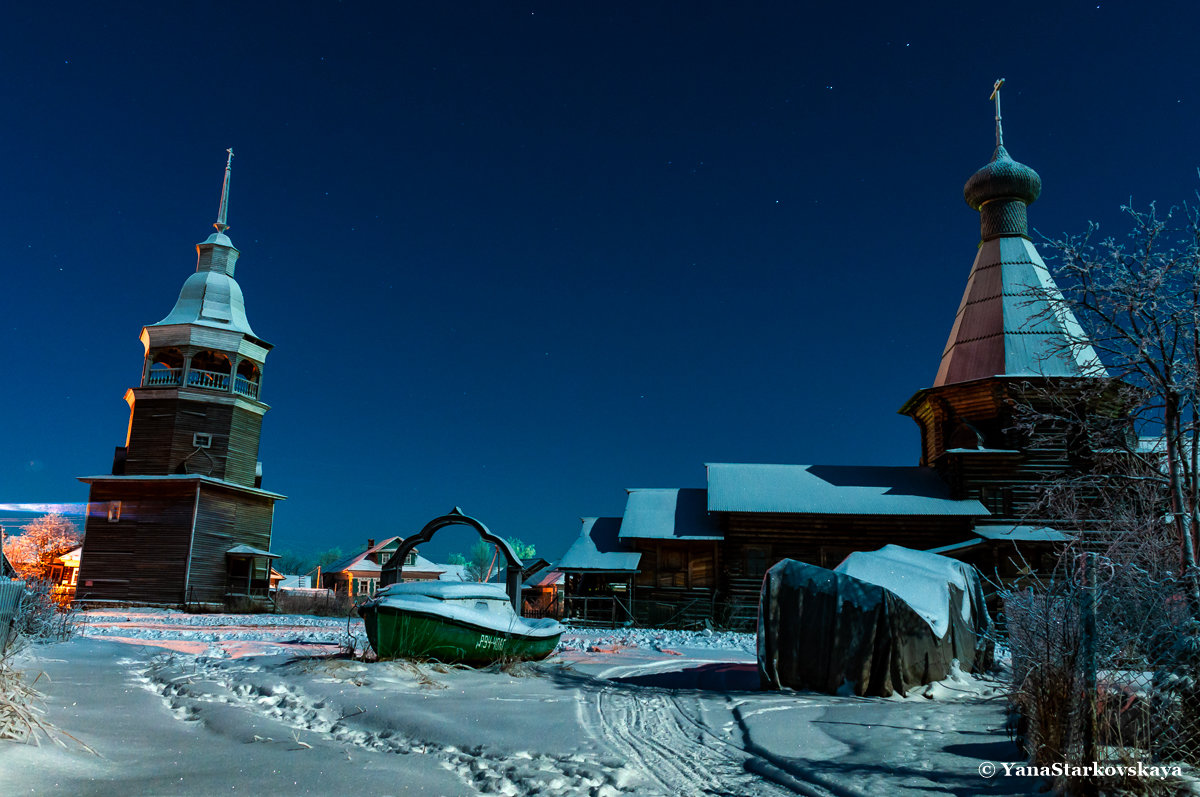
145,367,183,387
187,369,231,391
143,366,259,398
233,376,260,399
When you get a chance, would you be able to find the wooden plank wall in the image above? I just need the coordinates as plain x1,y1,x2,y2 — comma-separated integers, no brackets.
76,481,196,605
936,446,1072,527
187,487,274,602
124,397,262,487
627,540,719,628
718,512,977,627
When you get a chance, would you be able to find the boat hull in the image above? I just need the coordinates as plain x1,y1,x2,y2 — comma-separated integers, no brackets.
361,603,562,664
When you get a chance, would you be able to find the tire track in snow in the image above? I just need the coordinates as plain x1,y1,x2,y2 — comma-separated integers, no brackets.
590,687,805,797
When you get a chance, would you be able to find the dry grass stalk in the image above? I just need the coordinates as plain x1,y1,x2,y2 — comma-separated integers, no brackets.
0,654,94,753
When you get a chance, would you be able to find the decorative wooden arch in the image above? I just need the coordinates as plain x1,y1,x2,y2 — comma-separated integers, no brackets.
379,507,524,611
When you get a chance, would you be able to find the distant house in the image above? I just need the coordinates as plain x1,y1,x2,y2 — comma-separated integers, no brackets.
48,545,83,604
521,567,564,618
320,538,445,598
272,573,311,591
558,516,642,625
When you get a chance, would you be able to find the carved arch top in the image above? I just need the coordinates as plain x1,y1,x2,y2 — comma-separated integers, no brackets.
379,508,524,611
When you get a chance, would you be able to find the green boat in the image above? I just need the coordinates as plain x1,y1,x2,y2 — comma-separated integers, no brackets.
358,581,564,664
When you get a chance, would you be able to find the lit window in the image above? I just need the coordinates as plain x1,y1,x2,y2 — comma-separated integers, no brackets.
107,501,122,523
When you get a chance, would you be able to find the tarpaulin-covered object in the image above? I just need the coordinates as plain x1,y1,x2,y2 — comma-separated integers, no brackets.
757,547,993,697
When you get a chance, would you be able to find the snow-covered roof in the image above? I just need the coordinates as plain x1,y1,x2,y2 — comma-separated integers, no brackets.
226,544,278,558
705,464,988,516
57,546,83,565
438,564,469,582
934,235,1106,387
324,542,388,575
523,569,564,589
973,524,1069,543
925,539,984,555
618,488,723,541
77,474,286,500
558,517,641,572
411,553,444,571
347,559,382,574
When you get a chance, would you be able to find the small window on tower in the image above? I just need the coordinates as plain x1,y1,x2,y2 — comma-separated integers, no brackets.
107,501,122,523
193,433,212,449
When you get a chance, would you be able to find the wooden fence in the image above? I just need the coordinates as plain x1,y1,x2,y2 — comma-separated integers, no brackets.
0,579,26,654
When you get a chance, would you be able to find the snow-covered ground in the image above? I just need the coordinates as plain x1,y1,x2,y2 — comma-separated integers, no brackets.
0,609,1037,796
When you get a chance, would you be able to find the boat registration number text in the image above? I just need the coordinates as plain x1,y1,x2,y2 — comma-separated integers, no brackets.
475,635,506,651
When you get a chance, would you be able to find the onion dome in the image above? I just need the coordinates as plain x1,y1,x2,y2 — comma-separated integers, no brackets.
963,146,1041,242
964,146,1042,210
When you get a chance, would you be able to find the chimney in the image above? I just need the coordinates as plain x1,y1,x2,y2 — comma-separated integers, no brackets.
367,539,375,550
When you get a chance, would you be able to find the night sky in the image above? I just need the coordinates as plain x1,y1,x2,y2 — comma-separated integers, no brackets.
4,2,1199,563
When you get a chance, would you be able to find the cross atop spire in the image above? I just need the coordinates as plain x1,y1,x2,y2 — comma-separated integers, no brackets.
990,78,1005,149
214,148,234,233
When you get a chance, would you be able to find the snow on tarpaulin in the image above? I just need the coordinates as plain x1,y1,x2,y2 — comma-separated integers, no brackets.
758,549,993,697
835,544,984,638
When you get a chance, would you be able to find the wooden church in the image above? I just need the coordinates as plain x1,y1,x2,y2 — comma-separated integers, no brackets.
75,152,284,608
559,85,1111,628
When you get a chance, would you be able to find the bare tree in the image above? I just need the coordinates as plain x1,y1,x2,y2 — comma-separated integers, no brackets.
2,514,82,583
1002,202,1200,790
1034,202,1200,583
449,537,535,582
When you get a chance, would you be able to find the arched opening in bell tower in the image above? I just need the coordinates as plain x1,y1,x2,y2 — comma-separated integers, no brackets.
234,359,261,398
188,350,233,391
145,348,184,386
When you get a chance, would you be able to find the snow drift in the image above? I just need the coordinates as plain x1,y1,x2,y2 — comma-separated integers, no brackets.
757,547,993,697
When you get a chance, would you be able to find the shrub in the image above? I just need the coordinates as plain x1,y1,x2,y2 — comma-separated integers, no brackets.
274,589,356,618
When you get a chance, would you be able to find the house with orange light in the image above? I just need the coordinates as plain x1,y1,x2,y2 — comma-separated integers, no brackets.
320,537,446,598
48,545,82,604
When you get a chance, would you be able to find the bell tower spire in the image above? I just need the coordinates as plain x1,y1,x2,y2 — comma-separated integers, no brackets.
991,78,1004,149
215,148,233,233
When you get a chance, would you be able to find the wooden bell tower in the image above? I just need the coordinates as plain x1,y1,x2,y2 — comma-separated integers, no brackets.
76,151,284,607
